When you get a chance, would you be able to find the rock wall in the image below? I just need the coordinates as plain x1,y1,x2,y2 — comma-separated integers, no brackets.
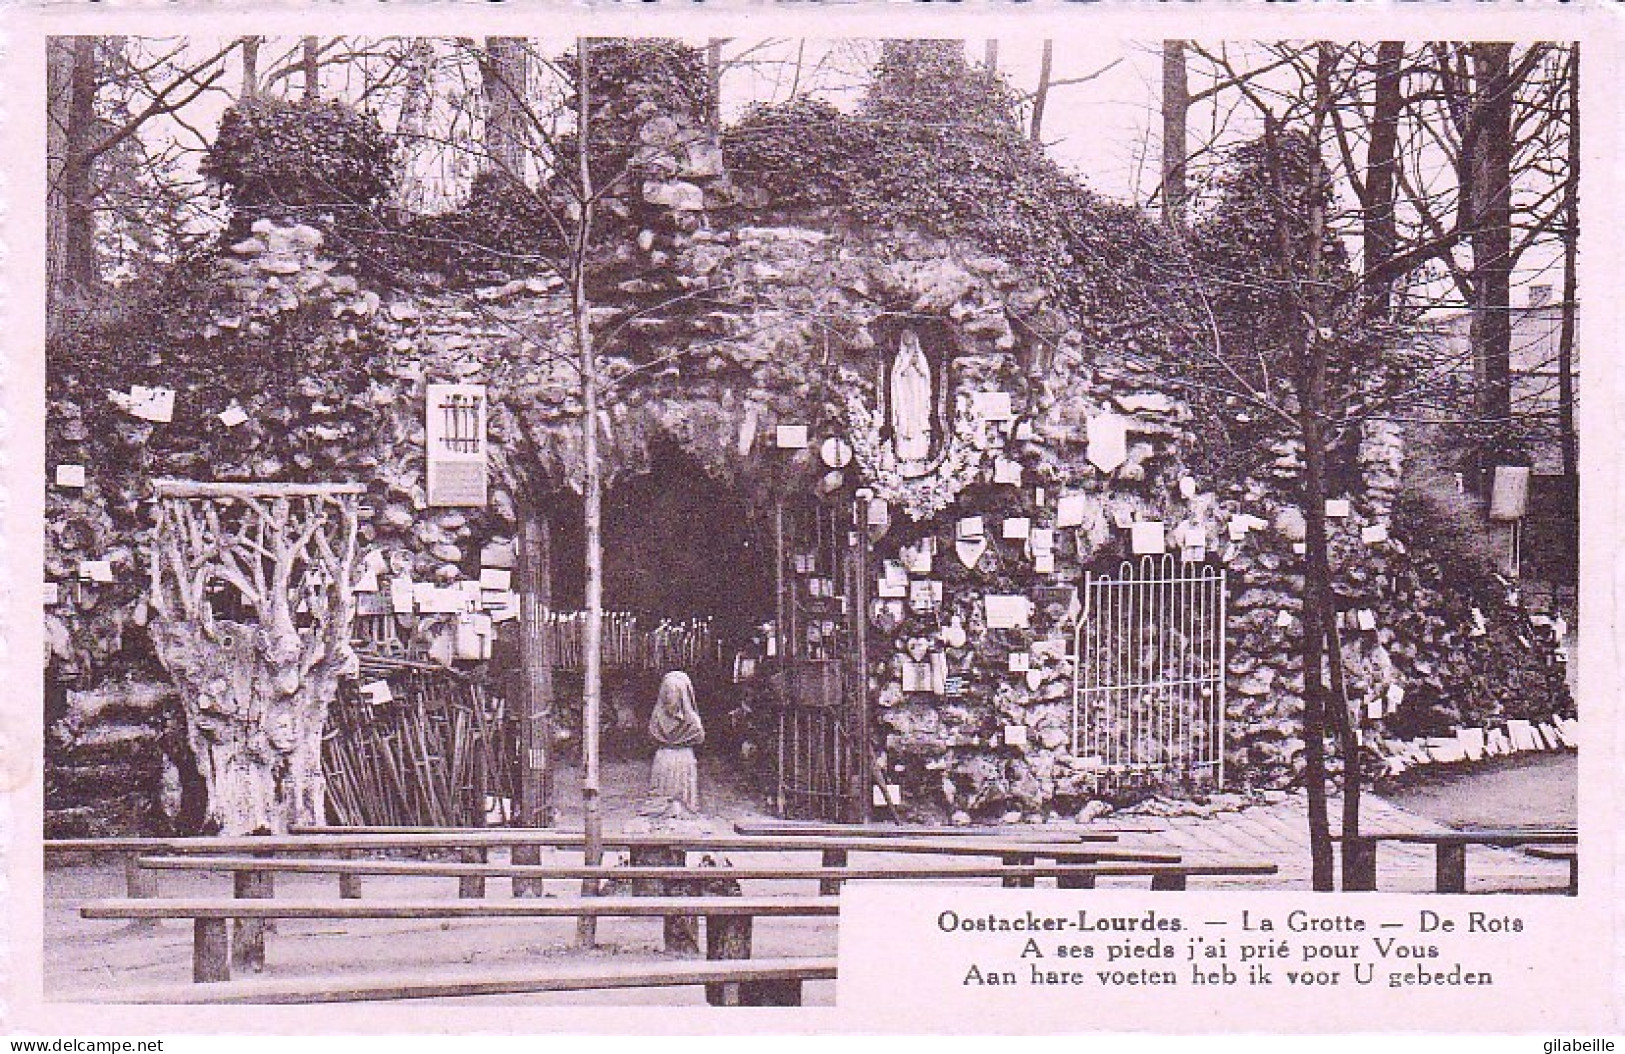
44,678,191,837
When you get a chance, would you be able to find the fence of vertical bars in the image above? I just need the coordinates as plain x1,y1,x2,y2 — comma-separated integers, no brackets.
1070,554,1228,786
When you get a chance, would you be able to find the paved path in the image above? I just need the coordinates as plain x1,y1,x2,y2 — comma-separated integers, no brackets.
44,788,1573,1004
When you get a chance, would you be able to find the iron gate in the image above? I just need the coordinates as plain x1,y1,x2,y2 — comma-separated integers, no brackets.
1071,555,1227,785
770,498,869,821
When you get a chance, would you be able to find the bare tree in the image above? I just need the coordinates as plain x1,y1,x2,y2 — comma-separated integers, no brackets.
46,37,236,315
1176,42,1399,890
1464,43,1514,454
1025,43,1121,144
1557,46,1578,479
147,482,363,834
1029,40,1053,143
1358,42,1403,316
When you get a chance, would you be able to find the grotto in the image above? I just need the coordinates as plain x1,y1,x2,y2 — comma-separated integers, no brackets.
43,48,1574,836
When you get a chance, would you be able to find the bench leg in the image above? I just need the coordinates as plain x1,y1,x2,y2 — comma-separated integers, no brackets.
630,846,699,954
194,918,231,983
231,870,273,972
1343,837,1378,892
742,979,804,1006
512,844,542,898
1002,854,1035,889
705,915,753,1007
339,851,363,900
754,980,806,1000
1436,843,1467,894
459,847,487,899
1057,871,1097,889
819,849,846,896
123,854,159,933
1149,874,1188,891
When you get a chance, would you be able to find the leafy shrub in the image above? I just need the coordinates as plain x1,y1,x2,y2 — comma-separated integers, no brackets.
203,98,397,215
725,98,877,208
723,42,1180,340
391,172,564,283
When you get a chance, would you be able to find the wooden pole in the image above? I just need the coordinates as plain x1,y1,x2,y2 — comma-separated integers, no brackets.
573,37,605,948
339,849,363,899
123,854,159,933
704,915,754,1006
851,494,872,823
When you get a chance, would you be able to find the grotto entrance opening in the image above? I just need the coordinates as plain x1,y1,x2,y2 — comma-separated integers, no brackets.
546,440,773,774
547,440,870,820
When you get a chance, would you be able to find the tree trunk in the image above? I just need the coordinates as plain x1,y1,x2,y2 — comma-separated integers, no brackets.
1557,46,1579,479
46,37,74,315
1298,410,1336,892
147,489,360,836
705,39,726,128
1362,42,1403,317
1160,40,1189,226
392,39,437,212
147,617,341,834
1467,43,1514,466
483,37,529,183
302,37,320,100
1029,40,1054,143
240,36,260,101
573,38,606,949
54,36,101,306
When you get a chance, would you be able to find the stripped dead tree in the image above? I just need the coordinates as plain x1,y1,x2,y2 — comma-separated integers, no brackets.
147,480,365,834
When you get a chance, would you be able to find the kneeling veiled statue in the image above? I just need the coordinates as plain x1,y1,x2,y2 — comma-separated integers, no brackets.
649,670,704,812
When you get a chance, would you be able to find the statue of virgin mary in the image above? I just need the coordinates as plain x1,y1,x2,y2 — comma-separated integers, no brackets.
889,329,933,464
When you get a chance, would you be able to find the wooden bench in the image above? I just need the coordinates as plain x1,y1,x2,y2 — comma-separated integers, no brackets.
1340,829,1577,893
61,955,839,1006
54,831,1169,898
733,820,1162,837
82,894,837,1000
1524,845,1578,894
138,854,1274,893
